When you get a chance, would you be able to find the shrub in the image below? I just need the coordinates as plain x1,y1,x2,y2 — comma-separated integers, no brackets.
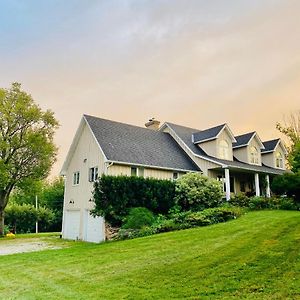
3,225,10,235
271,172,300,203
92,175,176,226
248,196,297,210
175,173,223,211
4,204,54,233
248,196,269,210
115,206,244,240
229,193,250,207
122,207,155,229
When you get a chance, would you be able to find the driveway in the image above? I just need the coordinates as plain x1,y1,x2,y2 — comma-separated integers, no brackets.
0,237,62,256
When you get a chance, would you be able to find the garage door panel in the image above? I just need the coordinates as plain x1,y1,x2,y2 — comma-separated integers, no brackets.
84,211,104,243
63,210,80,240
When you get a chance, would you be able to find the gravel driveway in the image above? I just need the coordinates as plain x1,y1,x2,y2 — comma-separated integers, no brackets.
0,238,61,256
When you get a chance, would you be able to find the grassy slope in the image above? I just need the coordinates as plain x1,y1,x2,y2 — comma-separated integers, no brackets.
0,210,299,300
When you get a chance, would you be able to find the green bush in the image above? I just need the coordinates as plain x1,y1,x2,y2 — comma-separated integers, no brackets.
122,207,155,229
175,173,224,211
271,172,300,202
248,196,297,210
229,193,250,207
4,204,55,233
3,225,10,235
115,206,244,240
92,175,176,226
248,196,269,210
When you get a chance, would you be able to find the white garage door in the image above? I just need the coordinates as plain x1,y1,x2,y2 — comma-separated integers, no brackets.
84,210,105,243
63,210,80,240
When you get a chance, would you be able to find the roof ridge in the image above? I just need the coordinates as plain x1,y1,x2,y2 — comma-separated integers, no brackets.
234,131,256,138
84,114,164,133
263,138,280,143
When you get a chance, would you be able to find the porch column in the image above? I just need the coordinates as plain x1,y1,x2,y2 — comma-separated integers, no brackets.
266,174,271,198
225,168,231,201
254,173,260,197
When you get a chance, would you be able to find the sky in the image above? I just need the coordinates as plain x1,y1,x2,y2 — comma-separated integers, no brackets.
0,0,299,177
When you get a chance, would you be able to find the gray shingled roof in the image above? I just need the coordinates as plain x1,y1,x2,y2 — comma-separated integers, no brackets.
84,115,200,172
262,139,280,153
165,122,285,175
233,132,255,148
192,124,225,144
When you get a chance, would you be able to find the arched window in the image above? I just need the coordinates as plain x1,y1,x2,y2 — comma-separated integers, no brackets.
250,146,259,164
276,152,283,168
219,140,229,160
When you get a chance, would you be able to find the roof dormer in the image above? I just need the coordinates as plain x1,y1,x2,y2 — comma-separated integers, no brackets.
192,124,236,160
233,132,264,165
261,139,287,169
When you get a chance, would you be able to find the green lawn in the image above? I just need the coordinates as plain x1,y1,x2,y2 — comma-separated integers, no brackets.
0,210,299,299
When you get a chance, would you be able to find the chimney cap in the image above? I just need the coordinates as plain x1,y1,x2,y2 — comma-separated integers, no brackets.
145,117,160,130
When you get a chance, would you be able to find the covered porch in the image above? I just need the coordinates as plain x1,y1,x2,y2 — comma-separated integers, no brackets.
209,167,273,200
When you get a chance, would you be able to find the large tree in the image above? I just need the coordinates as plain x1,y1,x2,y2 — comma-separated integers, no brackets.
276,111,300,172
0,83,59,235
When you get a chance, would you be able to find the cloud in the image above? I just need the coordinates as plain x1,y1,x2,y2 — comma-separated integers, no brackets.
0,0,299,176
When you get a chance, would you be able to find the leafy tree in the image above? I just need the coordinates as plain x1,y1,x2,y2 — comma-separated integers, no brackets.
9,177,64,232
175,173,223,211
271,172,300,203
0,83,59,235
289,142,300,173
39,177,64,231
276,111,300,171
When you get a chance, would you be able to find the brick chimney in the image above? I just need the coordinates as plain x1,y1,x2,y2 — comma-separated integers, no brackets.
145,118,160,130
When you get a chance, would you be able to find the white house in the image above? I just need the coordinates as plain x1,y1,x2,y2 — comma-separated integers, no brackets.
60,115,286,242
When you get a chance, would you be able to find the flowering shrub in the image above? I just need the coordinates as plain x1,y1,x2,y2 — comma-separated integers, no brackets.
175,173,224,211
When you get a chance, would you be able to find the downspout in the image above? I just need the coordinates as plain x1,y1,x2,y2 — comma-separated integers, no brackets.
104,161,114,175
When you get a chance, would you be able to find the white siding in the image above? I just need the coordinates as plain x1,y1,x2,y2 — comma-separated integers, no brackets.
62,122,106,242
216,129,234,161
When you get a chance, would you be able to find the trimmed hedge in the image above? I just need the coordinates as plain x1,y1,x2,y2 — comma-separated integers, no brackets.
92,175,176,226
4,204,55,233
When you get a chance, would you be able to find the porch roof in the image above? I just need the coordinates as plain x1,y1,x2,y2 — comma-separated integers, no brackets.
208,159,285,175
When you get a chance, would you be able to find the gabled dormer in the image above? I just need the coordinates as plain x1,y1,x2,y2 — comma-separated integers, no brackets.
192,124,236,161
261,139,287,169
233,132,265,165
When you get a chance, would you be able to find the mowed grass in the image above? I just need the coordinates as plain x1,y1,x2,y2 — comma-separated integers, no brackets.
0,210,299,300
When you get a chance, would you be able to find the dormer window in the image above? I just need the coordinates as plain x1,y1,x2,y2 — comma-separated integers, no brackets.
219,140,229,160
276,152,284,168
250,146,259,164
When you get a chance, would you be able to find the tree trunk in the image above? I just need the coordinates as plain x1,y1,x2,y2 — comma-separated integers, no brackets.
0,209,4,236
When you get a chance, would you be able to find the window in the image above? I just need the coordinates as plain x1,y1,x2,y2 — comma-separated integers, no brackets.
138,167,144,177
173,172,178,180
219,140,229,160
276,152,284,168
73,171,80,185
131,167,137,176
250,146,259,164
89,167,98,182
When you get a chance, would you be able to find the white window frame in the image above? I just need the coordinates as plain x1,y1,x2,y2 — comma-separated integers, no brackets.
138,167,144,177
73,171,80,186
275,152,284,168
250,146,259,164
131,167,137,176
89,166,98,182
219,140,229,160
